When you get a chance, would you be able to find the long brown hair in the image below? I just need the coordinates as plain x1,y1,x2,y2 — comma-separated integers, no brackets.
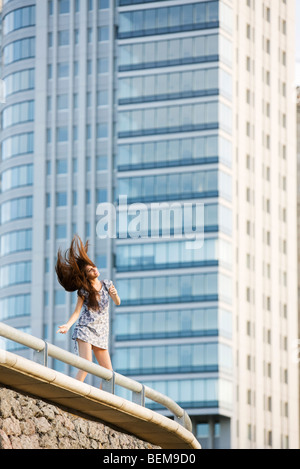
55,234,99,310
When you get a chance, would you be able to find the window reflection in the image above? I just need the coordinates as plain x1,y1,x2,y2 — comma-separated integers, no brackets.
3,37,35,65
0,294,31,320
4,69,35,96
118,101,226,137
114,342,232,375
119,34,220,71
0,261,32,287
1,164,33,192
0,229,32,256
117,134,232,171
116,272,231,304
1,196,33,224
3,6,35,35
118,2,220,38
116,169,231,202
2,101,34,128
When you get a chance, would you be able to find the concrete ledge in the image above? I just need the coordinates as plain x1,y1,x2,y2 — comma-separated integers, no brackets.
0,349,201,449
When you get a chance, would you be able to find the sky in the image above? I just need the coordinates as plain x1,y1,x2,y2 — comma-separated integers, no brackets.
296,0,300,85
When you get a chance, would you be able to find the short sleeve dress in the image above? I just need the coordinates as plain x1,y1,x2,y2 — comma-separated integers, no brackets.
72,279,113,354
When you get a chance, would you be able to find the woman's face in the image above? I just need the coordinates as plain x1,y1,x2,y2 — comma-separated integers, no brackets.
85,265,99,279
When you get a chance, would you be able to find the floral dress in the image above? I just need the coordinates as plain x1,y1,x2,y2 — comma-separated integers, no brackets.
72,279,113,354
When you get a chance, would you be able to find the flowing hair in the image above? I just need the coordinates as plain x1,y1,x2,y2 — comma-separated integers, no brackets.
55,234,99,310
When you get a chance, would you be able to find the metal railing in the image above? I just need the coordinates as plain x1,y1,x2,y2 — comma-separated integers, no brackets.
0,321,192,432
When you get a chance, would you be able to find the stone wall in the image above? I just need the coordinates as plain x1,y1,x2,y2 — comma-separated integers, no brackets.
0,386,160,449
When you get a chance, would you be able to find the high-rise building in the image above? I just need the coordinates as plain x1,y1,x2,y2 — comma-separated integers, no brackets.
114,0,234,449
0,0,114,360
231,0,297,449
0,0,298,449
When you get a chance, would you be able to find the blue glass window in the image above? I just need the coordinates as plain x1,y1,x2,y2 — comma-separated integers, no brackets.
98,58,108,73
97,90,108,106
0,229,32,256
97,123,108,138
118,2,219,39
119,34,219,71
57,127,68,142
117,135,231,171
117,272,231,305
56,192,67,207
1,196,32,224
0,261,32,287
58,30,69,46
114,306,232,341
57,94,68,110
0,294,31,320
2,132,34,160
3,6,35,35
58,62,69,78
98,26,109,41
97,189,107,203
116,238,232,271
113,342,232,375
4,68,35,96
2,100,34,128
116,169,231,203
118,101,220,137
99,0,109,8
1,164,33,192
56,224,67,239
56,159,68,174
95,254,107,268
59,0,70,14
55,289,66,305
3,37,35,65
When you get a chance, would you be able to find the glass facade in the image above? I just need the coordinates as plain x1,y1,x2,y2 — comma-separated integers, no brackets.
0,0,113,355
118,68,232,103
114,342,232,375
0,1,36,329
114,307,232,340
2,132,34,160
118,34,232,71
116,237,232,271
3,37,35,64
0,294,31,321
114,0,234,428
3,5,36,34
2,100,34,128
117,135,232,169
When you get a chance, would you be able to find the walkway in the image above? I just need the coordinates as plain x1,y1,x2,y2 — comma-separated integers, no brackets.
0,348,200,449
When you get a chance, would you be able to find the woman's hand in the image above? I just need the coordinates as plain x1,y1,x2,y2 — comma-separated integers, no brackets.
56,324,70,334
109,284,121,305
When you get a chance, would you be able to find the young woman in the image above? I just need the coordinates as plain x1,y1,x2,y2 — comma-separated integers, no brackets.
55,234,120,383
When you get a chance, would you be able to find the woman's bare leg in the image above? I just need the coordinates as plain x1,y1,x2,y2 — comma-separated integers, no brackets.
76,339,92,382
92,346,113,370
92,346,113,389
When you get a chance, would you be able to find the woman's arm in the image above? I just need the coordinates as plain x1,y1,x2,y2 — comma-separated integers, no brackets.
56,295,84,334
108,284,121,306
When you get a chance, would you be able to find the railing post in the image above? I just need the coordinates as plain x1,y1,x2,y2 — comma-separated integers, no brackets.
174,411,188,429
132,384,145,406
102,370,115,394
33,341,48,367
